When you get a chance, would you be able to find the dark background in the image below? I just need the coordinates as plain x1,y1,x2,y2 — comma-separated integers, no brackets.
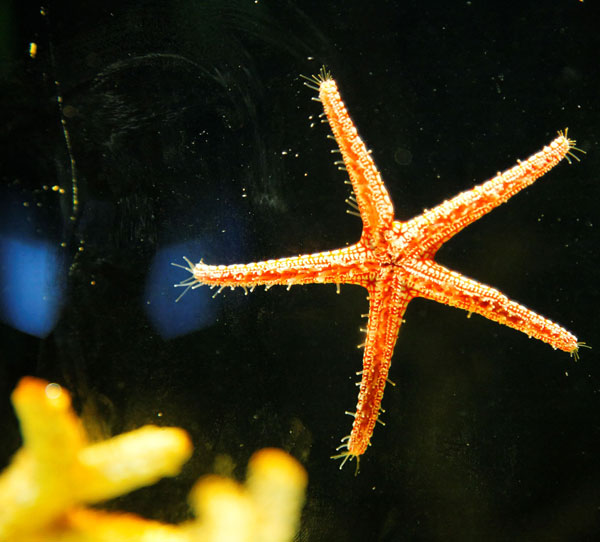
1,1,599,540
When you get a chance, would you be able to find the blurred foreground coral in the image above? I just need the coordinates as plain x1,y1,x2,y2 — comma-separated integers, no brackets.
0,377,307,542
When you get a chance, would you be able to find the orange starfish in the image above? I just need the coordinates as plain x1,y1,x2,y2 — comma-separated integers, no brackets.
175,68,581,471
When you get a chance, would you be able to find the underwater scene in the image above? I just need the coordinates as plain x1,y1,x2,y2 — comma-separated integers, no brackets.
1,1,599,540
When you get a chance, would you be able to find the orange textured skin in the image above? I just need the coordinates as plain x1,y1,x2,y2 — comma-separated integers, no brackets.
177,72,579,469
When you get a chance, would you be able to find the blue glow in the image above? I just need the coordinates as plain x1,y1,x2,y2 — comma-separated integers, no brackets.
144,241,220,339
0,236,66,338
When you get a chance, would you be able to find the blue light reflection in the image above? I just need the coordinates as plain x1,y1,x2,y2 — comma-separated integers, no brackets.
0,236,66,338
144,241,220,339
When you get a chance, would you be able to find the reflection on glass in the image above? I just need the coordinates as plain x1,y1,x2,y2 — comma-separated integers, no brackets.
0,236,65,338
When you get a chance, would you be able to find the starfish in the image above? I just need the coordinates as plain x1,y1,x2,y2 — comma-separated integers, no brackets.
174,68,582,471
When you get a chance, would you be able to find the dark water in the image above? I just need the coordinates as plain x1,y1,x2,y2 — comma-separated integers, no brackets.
1,1,599,540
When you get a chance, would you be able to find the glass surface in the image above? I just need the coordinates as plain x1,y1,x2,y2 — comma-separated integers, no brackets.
1,1,599,539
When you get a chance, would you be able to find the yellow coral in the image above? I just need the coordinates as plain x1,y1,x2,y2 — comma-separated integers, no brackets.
0,377,307,542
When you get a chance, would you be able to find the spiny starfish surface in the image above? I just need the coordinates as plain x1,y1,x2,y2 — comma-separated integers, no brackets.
175,69,581,471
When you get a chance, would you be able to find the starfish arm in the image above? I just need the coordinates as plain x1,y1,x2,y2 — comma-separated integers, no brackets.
177,244,378,293
404,259,579,354
403,133,574,258
336,268,413,463
318,77,395,244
